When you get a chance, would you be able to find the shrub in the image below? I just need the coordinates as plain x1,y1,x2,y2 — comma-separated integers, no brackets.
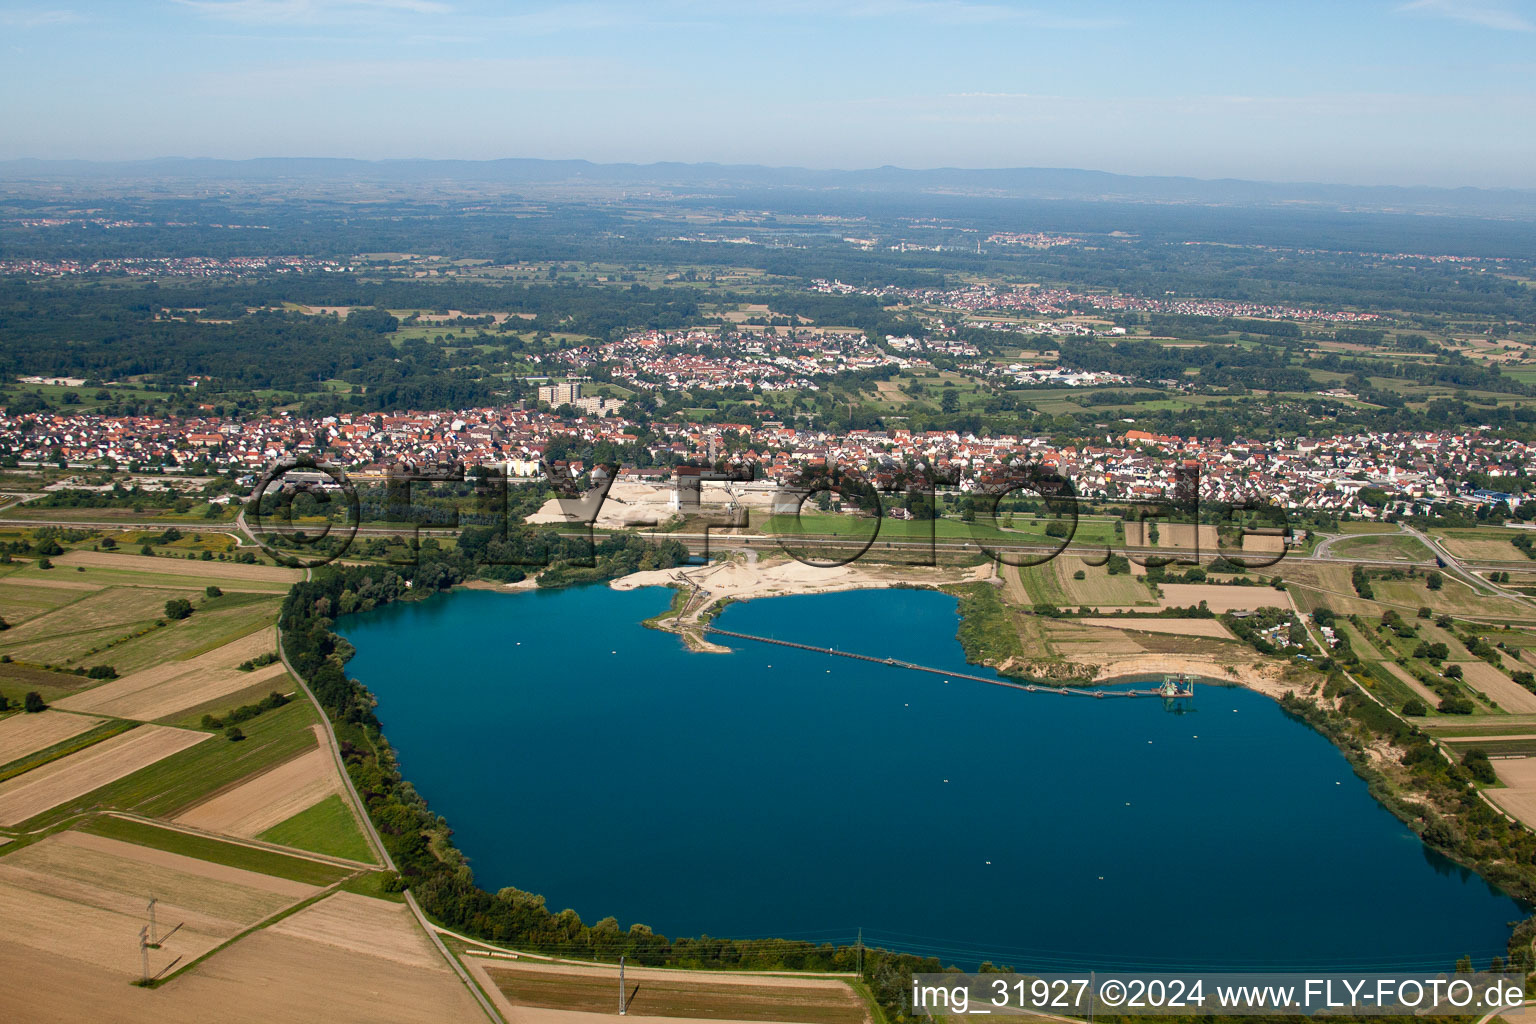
164,598,193,620
86,665,117,679
224,725,245,742
1463,749,1497,785
205,585,223,598
1402,697,1428,716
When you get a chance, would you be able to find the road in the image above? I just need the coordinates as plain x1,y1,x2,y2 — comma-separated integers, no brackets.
10,510,1536,578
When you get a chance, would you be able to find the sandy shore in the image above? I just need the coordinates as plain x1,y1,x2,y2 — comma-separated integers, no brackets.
611,556,993,651
459,577,538,592
1089,653,1304,702
613,556,989,604
609,556,1308,705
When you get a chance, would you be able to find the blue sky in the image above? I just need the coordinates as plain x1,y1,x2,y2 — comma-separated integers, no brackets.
1,0,1533,187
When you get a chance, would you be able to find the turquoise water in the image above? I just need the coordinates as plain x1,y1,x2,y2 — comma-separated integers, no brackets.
340,585,1524,969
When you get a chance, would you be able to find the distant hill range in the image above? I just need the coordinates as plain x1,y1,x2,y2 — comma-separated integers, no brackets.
3,157,1534,220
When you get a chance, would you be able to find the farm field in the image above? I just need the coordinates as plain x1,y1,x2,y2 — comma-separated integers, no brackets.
0,709,106,765
0,724,208,826
81,815,354,885
1379,661,1445,707
258,793,374,863
67,593,283,677
1373,577,1536,622
482,960,869,1024
1079,617,1235,638
1157,584,1287,612
0,884,482,1024
1019,554,1154,608
1451,660,1536,714
1432,528,1530,561
1328,533,1434,563
40,699,323,827
58,627,286,721
1488,757,1536,829
753,511,1120,548
0,829,317,978
270,891,439,968
176,738,346,842
52,550,302,586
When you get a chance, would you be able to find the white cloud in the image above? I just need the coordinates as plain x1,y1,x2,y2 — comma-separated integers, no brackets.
1397,0,1534,31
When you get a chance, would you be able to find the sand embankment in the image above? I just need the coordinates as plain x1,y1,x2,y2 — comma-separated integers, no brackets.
1090,653,1303,701
613,556,992,608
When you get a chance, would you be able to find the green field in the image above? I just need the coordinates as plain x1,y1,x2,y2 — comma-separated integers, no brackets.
258,793,374,863
15,699,321,830
81,815,352,886
1328,533,1434,563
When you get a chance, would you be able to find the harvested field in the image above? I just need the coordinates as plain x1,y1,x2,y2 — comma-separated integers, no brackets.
270,891,441,968
57,627,286,721
12,829,315,905
88,594,284,676
0,709,106,766
177,737,340,838
484,960,868,1024
1053,555,1155,607
1280,564,1384,616
1044,619,1146,657
54,550,302,584
0,581,92,626
0,901,483,1023
1124,522,1218,551
0,724,208,825
1434,532,1524,561
1488,757,1536,830
1079,617,1235,638
0,830,316,978
0,585,186,653
1158,583,1286,612
0,575,102,592
1451,660,1536,714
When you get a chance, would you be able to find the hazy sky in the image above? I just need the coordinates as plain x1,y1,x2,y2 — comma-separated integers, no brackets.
1,0,1534,187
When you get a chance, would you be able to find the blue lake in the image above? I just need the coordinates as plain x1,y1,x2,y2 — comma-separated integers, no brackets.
340,585,1524,969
